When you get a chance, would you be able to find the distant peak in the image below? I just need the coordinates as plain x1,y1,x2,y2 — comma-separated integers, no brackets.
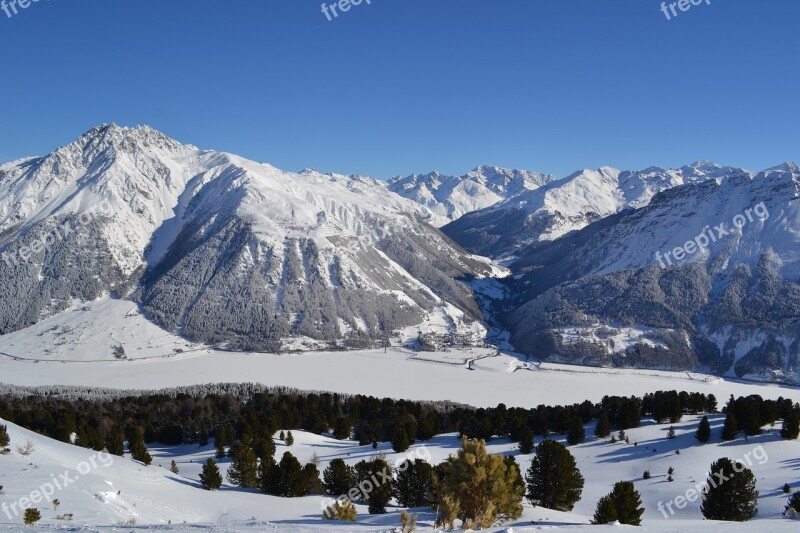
765,161,799,173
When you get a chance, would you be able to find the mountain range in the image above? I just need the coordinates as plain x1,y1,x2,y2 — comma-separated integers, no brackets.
0,124,797,383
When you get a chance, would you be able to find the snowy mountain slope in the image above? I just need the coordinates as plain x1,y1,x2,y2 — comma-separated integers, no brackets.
0,125,495,349
2,411,800,532
443,162,744,258
503,164,800,382
388,165,556,224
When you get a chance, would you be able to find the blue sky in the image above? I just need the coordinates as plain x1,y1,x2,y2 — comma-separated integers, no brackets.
0,0,798,179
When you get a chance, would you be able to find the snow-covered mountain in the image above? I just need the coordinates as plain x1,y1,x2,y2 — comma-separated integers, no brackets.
503,163,800,383
443,162,745,258
0,125,495,349
387,165,556,224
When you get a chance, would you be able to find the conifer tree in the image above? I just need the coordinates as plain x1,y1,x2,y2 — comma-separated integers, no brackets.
721,412,739,441
667,426,676,439
567,418,585,446
285,431,294,446
525,440,584,511
392,428,410,452
393,458,434,508
434,437,524,528
200,458,223,490
701,458,758,521
607,481,644,525
785,491,800,515
0,424,10,448
518,427,534,454
170,460,179,474
367,458,392,514
129,431,152,466
322,499,357,521
303,463,326,495
227,443,258,488
273,451,306,497
696,416,711,443
594,413,612,438
781,408,800,440
323,458,356,496
592,495,618,524
106,427,125,456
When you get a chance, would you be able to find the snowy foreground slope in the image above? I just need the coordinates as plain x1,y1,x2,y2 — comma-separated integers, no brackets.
1,411,799,532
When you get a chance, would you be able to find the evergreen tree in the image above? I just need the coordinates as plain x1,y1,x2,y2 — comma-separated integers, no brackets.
696,416,711,443
721,412,739,441
323,458,356,496
782,483,791,495
105,427,125,456
23,508,41,526
273,451,306,497
592,495,618,524
566,418,585,446
393,458,434,508
367,458,393,514
199,458,223,490
780,408,800,440
0,424,9,448
392,428,410,452
701,458,758,521
227,443,258,488
170,460,180,474
518,427,534,454
129,432,152,466
285,431,294,446
322,499,357,521
594,413,612,438
786,491,800,515
434,437,524,528
303,463,326,495
525,440,584,511
667,426,676,439
258,456,279,495
607,481,644,525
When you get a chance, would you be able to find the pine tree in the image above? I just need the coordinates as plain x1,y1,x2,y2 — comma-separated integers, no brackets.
434,437,523,528
273,451,306,497
129,432,152,466
200,458,223,490
592,495,618,524
322,499,357,521
607,481,644,525
0,424,9,447
781,408,800,440
783,483,792,495
786,491,800,515
696,416,711,443
594,413,612,438
285,431,294,446
227,443,258,488
667,426,676,439
106,427,125,456
23,508,41,525
721,412,739,441
323,458,356,496
567,418,585,446
303,463,326,495
393,458,434,508
367,458,392,514
392,428,410,452
525,440,584,512
518,427,534,454
701,457,758,521
170,460,179,474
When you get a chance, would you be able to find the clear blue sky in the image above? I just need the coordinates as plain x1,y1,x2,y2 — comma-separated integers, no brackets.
0,0,798,179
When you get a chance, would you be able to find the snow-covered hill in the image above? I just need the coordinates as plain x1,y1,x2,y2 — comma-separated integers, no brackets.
443,162,744,259
2,410,799,532
388,165,556,224
0,125,497,350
